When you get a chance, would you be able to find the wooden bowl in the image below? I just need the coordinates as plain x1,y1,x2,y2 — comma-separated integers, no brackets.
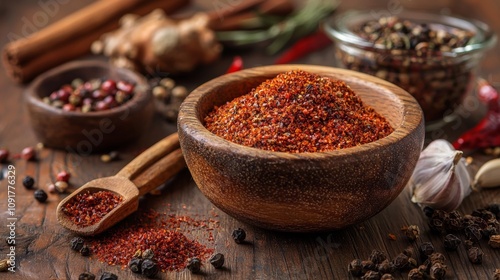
25,60,154,153
178,65,425,232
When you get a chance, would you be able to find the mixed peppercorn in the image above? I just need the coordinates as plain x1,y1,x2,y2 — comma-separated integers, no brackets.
43,78,135,112
205,70,393,153
334,14,479,121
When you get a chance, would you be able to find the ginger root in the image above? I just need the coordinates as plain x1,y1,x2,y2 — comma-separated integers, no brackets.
91,9,222,74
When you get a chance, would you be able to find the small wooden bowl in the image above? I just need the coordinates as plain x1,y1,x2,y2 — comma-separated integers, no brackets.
178,65,425,232
25,60,154,152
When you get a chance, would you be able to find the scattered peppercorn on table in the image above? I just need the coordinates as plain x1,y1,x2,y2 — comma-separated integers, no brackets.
1,0,500,279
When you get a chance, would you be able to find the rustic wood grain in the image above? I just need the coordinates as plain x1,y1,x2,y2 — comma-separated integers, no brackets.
0,0,499,279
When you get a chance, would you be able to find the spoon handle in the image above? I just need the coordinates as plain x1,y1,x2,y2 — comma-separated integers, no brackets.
116,133,180,179
132,148,186,196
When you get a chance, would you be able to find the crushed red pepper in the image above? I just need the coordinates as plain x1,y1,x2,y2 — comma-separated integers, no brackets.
205,70,394,153
62,190,123,227
88,210,216,272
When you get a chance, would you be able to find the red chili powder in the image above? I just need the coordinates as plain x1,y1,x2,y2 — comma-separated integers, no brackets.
88,210,216,271
63,190,123,227
204,70,394,153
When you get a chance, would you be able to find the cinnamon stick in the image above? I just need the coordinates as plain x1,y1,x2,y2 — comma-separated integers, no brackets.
3,0,189,84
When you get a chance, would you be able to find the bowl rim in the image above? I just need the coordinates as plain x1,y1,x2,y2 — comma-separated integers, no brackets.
178,64,424,159
323,9,497,57
25,59,150,117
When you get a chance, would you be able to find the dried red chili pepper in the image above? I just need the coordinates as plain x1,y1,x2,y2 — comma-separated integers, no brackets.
453,79,500,150
274,31,332,64
226,56,243,73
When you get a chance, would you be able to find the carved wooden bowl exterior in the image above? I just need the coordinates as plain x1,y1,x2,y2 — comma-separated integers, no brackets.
178,65,425,232
25,60,154,152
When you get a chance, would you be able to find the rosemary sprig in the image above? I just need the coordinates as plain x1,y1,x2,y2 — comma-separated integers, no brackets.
216,0,338,54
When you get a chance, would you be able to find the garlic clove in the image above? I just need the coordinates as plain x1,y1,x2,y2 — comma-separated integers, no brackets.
474,158,500,189
409,139,471,211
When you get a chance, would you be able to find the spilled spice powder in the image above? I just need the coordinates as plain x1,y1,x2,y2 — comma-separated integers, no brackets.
204,70,394,153
88,210,216,272
62,190,123,227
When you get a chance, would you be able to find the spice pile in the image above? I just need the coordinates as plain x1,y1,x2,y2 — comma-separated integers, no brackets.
205,70,393,153
62,191,123,227
87,210,216,272
43,78,135,112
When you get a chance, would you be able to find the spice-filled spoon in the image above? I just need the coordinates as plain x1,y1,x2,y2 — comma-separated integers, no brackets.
56,132,186,236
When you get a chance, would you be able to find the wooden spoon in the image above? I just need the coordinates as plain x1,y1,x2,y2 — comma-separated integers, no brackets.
56,133,185,236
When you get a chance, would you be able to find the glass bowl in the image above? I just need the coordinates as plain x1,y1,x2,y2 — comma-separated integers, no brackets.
323,10,496,122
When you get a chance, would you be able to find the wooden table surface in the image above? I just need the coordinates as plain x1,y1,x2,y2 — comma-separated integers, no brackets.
1,0,499,279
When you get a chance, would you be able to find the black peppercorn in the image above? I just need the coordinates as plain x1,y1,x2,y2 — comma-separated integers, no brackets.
128,257,142,274
232,228,246,244
99,272,118,280
209,253,225,269
79,272,96,280
486,204,500,218
348,259,363,277
448,210,463,220
428,252,446,264
34,189,48,203
361,260,376,273
376,260,395,274
483,224,498,238
444,217,464,232
443,234,461,251
361,270,380,280
464,215,487,229
428,218,445,234
392,253,409,270
423,206,434,218
369,249,387,264
465,224,483,241
187,257,201,274
141,258,159,278
419,242,435,260
431,209,448,220
80,245,91,256
472,209,496,221
429,262,447,280
408,268,424,280
23,176,35,189
70,237,85,251
467,247,483,264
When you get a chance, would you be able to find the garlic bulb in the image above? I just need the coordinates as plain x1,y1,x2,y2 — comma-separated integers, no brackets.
409,139,471,211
